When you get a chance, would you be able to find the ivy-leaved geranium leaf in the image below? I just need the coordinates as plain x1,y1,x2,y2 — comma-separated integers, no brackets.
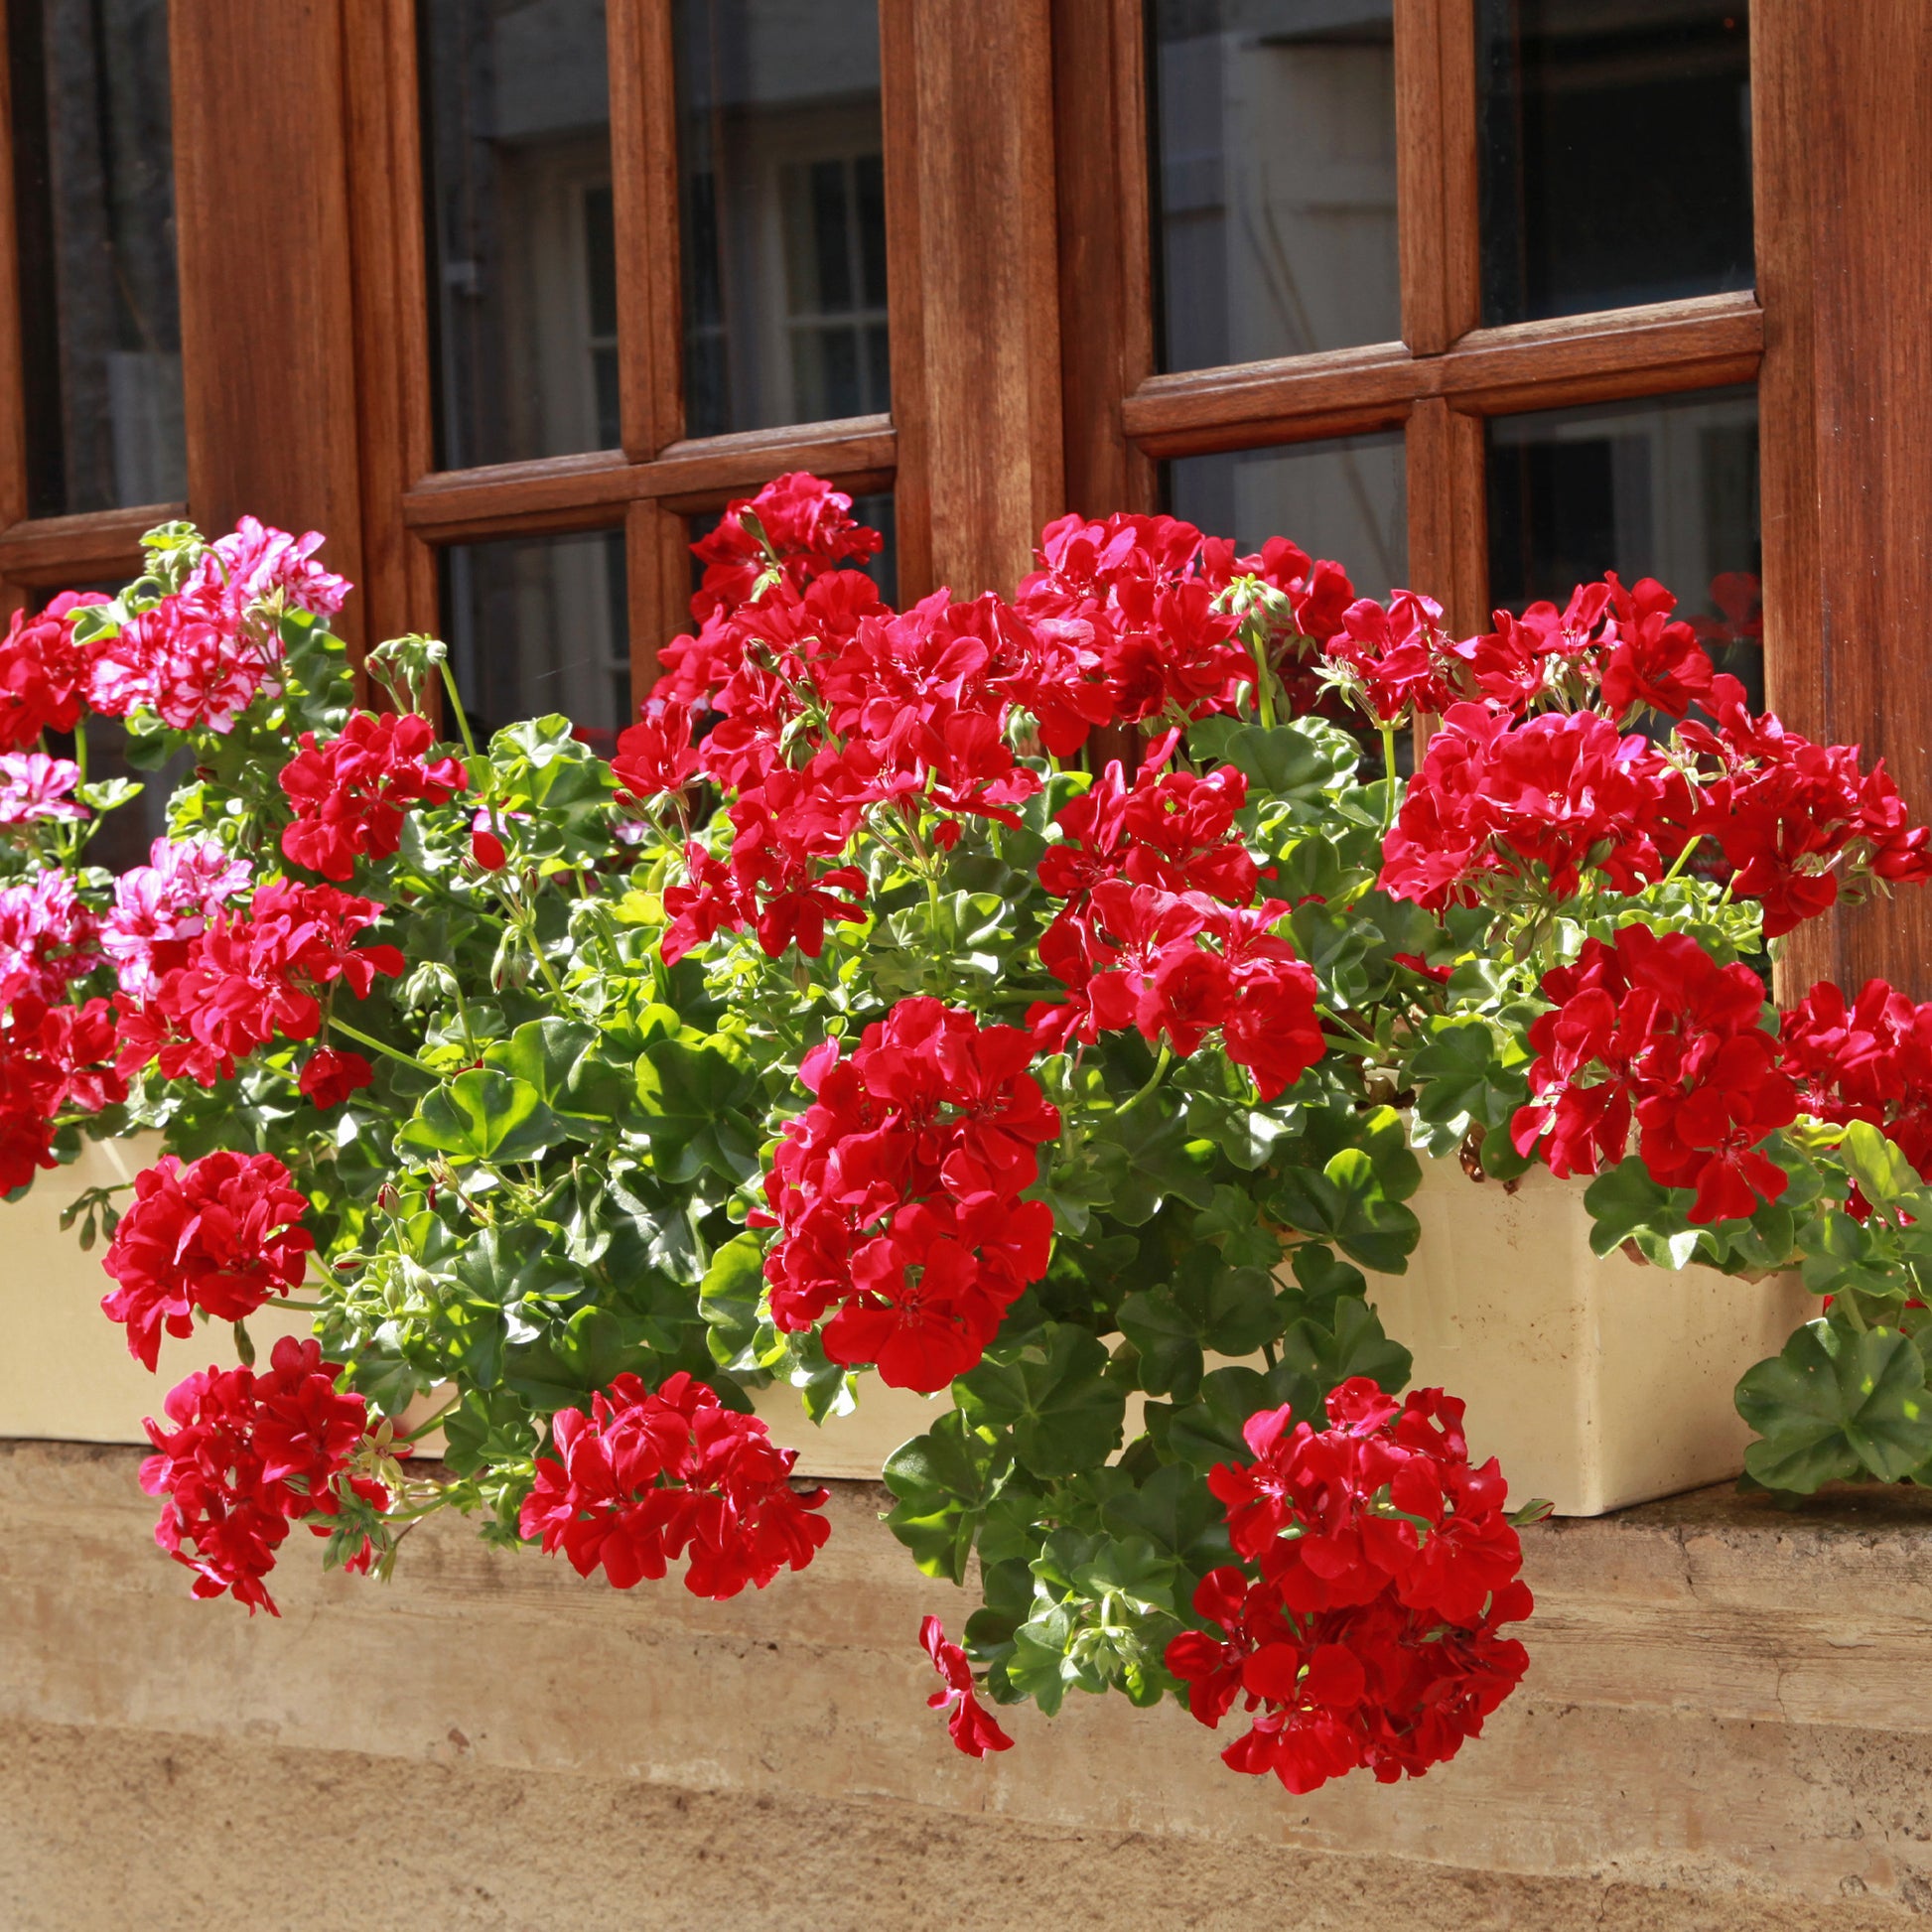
1276,1294,1411,1401
1116,1285,1203,1400
1409,1019,1527,1133
956,1322,1126,1478
1165,1361,1318,1475
699,1229,766,1368
1839,1120,1923,1214
1085,1096,1217,1225
1100,1460,1233,1575
439,1388,539,1479
1192,1185,1287,1270
484,1018,597,1107
1583,1157,1700,1266
632,1035,759,1180
1280,1243,1368,1324
883,1408,1013,1584
396,1069,563,1166
501,1306,665,1413
451,1224,583,1311
1736,1319,1932,1491
1070,1533,1180,1617
1120,1248,1280,1400
1264,1147,1420,1273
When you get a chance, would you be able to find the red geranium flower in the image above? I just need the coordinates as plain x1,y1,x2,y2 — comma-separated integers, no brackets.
278,710,467,881
100,1151,317,1371
919,1616,1015,1757
518,1371,831,1598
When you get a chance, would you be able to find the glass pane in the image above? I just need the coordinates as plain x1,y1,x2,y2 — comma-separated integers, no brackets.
675,1,888,437
420,0,616,469
442,530,629,754
1149,0,1400,373
7,0,185,516
687,489,897,608
1486,386,1761,704
1477,1,1753,327
1165,432,1407,597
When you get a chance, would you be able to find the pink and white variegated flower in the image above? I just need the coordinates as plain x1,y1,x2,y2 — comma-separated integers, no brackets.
99,836,254,1000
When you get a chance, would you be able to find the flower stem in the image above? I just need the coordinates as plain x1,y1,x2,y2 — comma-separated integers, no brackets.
1379,723,1400,832
399,1397,462,1445
437,658,481,764
329,1014,433,1075
1116,1044,1173,1119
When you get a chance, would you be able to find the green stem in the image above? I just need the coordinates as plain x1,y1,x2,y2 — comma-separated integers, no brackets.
437,658,481,764
1249,628,1277,731
399,1397,462,1445
1662,834,1703,886
1379,723,1401,832
328,1014,434,1075
1115,1044,1173,1119
70,716,87,788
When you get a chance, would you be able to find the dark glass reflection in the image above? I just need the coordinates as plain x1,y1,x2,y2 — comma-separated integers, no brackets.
1166,432,1407,598
1149,0,1399,373
7,0,184,516
1477,0,1753,326
1487,385,1761,703
675,1,887,437
442,530,629,754
420,0,616,469
688,490,897,607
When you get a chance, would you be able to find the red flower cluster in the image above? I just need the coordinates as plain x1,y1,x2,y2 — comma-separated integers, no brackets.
692,470,883,618
114,880,404,1086
1452,574,1716,723
1323,591,1455,729
0,591,111,747
139,1334,377,1614
1165,1378,1531,1795
1677,686,1932,937
1779,979,1932,1197
1037,760,1258,906
518,1370,831,1598
1381,702,1676,911
1510,924,1797,1222
278,710,467,881
99,1151,316,1371
0,994,123,1191
297,1045,374,1109
919,1615,1014,1757
757,998,1060,1392
1032,883,1323,1102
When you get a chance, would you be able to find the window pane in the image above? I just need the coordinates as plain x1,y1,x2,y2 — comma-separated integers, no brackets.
442,530,629,754
420,0,616,469
1476,1,1753,327
7,0,185,516
675,1,888,438
1149,0,1399,373
1165,433,1407,597
1486,386,1761,703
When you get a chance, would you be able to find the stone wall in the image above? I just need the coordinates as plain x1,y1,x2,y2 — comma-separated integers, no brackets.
2,1440,1928,1930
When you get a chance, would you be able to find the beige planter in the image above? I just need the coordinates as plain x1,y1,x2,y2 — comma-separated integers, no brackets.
752,1161,1816,1517
4,1141,1812,1516
0,1134,312,1445
1362,1160,1816,1516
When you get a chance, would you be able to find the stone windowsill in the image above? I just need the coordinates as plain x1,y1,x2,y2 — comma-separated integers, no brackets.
2,1441,1930,1930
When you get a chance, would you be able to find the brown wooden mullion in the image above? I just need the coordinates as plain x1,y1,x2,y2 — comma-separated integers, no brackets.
1121,292,1763,455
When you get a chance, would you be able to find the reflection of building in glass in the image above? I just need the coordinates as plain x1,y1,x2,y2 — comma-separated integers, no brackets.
1151,0,1399,373
8,0,185,515
676,0,888,438
422,0,627,742
1167,433,1407,603
1476,0,1753,326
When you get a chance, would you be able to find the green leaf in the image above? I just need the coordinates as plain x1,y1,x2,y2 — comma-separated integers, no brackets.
1584,1157,1697,1264
396,1069,563,1165
1840,1121,1921,1212
1409,1020,1528,1133
956,1323,1127,1478
1264,1147,1420,1273
883,1409,1012,1583
632,1035,759,1180
483,1019,627,1118
1737,1318,1932,1491
1118,1251,1280,1402
699,1230,767,1368
1100,1460,1233,1574
1276,1295,1411,1400
1165,1361,1316,1475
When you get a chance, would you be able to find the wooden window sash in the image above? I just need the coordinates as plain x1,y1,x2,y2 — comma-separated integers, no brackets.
1063,0,1766,639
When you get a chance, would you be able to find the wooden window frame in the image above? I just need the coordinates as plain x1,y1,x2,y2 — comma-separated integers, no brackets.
1052,0,1763,639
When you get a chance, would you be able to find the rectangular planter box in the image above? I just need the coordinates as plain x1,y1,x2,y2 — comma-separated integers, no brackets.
1,1142,1813,1517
